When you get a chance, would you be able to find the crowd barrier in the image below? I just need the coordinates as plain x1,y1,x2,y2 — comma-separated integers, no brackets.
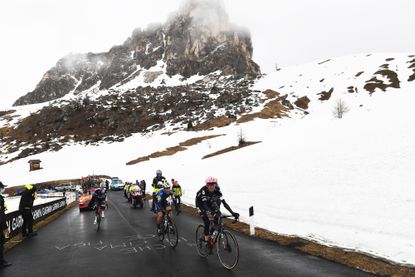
4,197,67,241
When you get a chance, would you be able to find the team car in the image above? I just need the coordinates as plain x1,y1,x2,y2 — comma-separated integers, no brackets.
78,187,98,211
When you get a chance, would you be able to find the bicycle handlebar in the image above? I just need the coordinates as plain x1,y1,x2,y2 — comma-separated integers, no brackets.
221,214,239,223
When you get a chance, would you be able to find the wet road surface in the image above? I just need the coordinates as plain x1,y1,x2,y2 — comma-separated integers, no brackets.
3,191,377,277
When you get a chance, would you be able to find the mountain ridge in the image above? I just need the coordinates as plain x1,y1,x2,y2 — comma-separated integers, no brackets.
13,6,260,106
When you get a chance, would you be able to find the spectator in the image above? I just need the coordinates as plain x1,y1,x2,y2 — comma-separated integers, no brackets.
171,179,183,212
140,180,146,196
0,181,11,268
105,179,110,191
18,184,37,238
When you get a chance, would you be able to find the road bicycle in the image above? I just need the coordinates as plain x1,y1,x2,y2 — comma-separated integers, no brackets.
95,204,106,232
157,210,179,248
195,214,239,270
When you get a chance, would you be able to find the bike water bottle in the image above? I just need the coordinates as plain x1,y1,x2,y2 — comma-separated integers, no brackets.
212,229,218,238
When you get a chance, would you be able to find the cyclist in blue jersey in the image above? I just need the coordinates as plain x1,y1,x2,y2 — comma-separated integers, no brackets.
155,182,179,235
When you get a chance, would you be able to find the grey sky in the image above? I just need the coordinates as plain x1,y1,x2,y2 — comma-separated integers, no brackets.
0,0,414,109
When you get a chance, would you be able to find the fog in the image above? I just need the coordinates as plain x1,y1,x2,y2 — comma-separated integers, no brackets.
0,0,414,109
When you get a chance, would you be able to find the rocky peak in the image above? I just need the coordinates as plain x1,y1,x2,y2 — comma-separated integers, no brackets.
13,0,260,106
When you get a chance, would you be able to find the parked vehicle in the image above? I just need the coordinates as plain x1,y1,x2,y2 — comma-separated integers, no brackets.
110,179,125,190
55,184,72,191
78,187,98,211
37,188,57,195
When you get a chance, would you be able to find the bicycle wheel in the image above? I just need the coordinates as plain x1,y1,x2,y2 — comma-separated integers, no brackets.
216,230,239,270
158,217,166,241
157,226,164,241
96,213,101,232
195,224,209,258
166,220,179,248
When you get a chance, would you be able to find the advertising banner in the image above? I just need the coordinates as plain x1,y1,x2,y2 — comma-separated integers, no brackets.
5,197,67,240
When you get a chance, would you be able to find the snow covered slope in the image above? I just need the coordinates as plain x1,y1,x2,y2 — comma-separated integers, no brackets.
1,53,415,266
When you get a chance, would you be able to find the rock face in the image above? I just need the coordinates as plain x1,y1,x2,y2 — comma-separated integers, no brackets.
13,3,260,106
1,75,269,164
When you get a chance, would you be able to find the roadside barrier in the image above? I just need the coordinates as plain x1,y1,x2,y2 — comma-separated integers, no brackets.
4,197,67,241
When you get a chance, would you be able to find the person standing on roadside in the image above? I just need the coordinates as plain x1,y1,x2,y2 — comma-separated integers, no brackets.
105,179,110,191
19,184,37,238
0,181,11,268
171,179,182,213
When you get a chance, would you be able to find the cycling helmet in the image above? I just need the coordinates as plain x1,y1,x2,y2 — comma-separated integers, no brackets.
163,182,171,189
205,176,217,185
133,186,140,192
156,169,162,175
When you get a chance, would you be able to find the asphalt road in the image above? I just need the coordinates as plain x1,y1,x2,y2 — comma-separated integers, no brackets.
2,191,377,277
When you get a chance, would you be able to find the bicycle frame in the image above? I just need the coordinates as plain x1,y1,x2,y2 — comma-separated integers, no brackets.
196,214,239,269
95,204,106,232
158,210,179,248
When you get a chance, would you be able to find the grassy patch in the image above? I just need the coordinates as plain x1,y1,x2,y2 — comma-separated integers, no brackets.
194,117,235,131
364,68,400,94
317,88,334,101
126,135,224,165
237,99,290,124
202,141,261,159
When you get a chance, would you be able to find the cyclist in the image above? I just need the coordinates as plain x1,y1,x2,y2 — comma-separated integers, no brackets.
89,187,107,224
195,176,239,243
155,182,178,235
151,169,166,212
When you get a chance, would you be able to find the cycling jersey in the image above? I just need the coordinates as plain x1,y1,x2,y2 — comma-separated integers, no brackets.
155,189,175,212
195,185,223,212
90,190,106,208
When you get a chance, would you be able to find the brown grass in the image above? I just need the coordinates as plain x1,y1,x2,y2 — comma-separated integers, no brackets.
364,69,400,94
126,135,224,165
294,96,310,110
202,141,261,159
318,88,333,101
237,99,290,124
355,71,364,77
263,89,279,99
178,203,415,277
193,117,235,131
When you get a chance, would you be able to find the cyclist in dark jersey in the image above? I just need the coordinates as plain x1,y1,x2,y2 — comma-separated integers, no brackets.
195,176,239,242
89,188,107,224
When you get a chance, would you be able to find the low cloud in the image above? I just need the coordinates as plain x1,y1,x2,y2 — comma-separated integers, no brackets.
168,0,249,35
